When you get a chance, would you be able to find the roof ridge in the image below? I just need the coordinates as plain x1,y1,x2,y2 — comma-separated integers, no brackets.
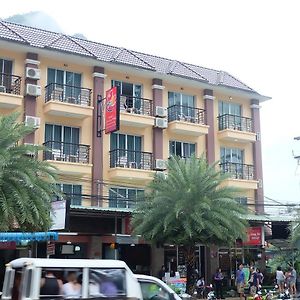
45,33,64,47
111,47,124,61
222,70,255,92
0,20,29,44
178,61,208,81
124,48,155,69
67,35,97,58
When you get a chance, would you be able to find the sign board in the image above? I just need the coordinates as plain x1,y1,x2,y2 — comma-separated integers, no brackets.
105,87,119,134
244,227,263,246
47,242,55,256
50,200,67,230
0,241,16,250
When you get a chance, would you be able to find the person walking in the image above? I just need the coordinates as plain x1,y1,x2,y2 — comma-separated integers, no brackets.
276,267,285,294
248,267,259,296
158,266,166,281
214,268,224,300
196,276,206,299
290,266,297,295
256,268,264,288
235,264,246,300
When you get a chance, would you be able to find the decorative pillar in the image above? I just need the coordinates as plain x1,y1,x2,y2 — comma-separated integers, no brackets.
251,99,264,214
152,78,164,160
92,67,106,200
24,52,40,144
203,89,215,164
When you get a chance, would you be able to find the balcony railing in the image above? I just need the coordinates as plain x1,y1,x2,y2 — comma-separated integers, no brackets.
120,94,153,116
43,141,90,164
218,114,253,132
0,73,21,95
220,162,254,180
45,83,92,106
110,149,153,170
168,105,206,124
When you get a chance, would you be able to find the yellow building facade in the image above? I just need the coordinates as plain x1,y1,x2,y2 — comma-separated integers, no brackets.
0,21,270,276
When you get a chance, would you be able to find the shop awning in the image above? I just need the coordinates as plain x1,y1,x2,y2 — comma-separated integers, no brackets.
0,232,58,242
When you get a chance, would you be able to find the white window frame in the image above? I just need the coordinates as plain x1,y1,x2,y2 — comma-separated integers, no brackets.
169,140,196,158
109,187,144,208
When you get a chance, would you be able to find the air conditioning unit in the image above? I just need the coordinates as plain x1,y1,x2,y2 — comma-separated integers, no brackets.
155,106,167,118
156,171,168,180
25,116,41,129
0,85,6,93
26,67,41,80
26,84,41,97
154,117,168,129
155,159,167,170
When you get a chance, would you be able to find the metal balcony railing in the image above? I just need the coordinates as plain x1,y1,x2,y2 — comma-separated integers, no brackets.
220,162,255,180
218,114,253,132
110,149,153,170
43,141,90,164
168,105,206,124
120,94,153,116
45,83,92,106
0,73,21,95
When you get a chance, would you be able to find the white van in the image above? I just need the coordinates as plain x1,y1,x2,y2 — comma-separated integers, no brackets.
1,258,142,300
1,258,180,300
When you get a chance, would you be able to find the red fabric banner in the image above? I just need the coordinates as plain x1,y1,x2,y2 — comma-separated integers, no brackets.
105,87,119,134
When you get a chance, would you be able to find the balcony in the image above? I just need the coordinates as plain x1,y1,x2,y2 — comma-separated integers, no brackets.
44,83,93,119
119,95,154,128
220,162,258,190
43,141,92,175
109,149,155,183
167,105,209,136
0,73,22,109
217,114,256,143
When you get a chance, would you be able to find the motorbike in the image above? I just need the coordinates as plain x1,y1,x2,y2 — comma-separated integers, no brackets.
206,284,216,300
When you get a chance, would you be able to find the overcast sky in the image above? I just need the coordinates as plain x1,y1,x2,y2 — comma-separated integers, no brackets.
2,0,300,206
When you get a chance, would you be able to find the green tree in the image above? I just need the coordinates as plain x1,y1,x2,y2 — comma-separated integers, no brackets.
0,113,59,231
132,155,248,294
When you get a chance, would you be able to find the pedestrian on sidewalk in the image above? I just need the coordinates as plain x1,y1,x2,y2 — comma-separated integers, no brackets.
214,268,224,300
248,267,259,296
276,266,285,294
290,266,297,295
235,264,246,300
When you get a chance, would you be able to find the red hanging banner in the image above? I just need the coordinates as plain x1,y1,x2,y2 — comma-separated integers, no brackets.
244,227,263,246
105,87,120,134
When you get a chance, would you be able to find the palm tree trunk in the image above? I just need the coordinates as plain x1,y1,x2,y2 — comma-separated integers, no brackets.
184,244,196,295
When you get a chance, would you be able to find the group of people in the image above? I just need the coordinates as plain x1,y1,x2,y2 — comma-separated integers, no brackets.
276,266,297,295
40,270,118,299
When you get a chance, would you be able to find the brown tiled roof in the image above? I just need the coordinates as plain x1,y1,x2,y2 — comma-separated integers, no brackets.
0,20,260,94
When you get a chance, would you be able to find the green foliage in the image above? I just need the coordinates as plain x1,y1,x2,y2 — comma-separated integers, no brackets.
0,113,60,231
132,155,248,246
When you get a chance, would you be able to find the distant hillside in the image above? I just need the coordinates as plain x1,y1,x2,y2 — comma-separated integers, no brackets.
4,11,87,39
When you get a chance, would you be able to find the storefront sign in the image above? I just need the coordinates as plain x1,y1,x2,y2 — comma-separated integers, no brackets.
50,200,67,230
0,241,16,249
244,227,263,246
105,87,119,134
47,242,55,256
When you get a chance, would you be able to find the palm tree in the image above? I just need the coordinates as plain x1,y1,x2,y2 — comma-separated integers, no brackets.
132,155,248,294
0,113,59,231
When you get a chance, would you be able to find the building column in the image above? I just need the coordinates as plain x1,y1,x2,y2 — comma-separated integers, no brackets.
24,52,40,144
203,89,215,164
251,99,264,214
152,79,164,160
92,67,106,201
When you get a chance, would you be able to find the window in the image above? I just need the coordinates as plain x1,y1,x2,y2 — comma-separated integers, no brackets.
220,147,243,164
47,68,82,100
0,58,13,90
45,124,80,154
109,187,144,208
218,101,241,116
112,80,142,111
168,92,195,121
89,268,126,298
139,281,170,300
169,141,196,158
55,183,82,205
236,197,247,205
